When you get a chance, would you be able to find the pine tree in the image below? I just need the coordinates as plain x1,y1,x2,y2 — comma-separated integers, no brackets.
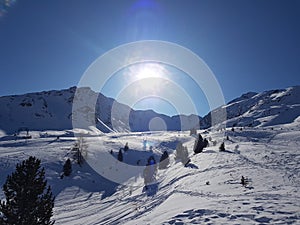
124,142,129,152
219,142,225,151
193,134,208,154
159,151,169,169
63,158,72,177
118,149,123,162
0,156,55,225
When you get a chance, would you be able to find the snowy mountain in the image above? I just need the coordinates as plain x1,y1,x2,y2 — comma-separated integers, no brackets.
1,85,299,135
0,87,200,134
201,85,300,129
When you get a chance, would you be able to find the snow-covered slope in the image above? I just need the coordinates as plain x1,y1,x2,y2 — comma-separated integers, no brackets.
1,85,299,135
0,87,200,134
0,121,299,224
201,86,300,129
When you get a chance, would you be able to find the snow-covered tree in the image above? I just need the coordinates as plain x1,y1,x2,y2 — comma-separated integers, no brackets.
175,142,190,166
143,156,157,186
0,156,55,225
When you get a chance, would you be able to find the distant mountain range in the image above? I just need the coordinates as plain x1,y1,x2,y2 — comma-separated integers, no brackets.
0,85,299,134
0,87,200,134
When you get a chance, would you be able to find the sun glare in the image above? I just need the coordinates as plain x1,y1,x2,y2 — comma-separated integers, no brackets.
132,63,166,80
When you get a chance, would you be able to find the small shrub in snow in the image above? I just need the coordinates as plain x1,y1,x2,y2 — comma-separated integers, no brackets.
241,176,249,186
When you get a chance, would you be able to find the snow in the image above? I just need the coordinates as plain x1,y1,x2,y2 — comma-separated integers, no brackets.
201,85,300,129
1,124,299,224
0,85,300,224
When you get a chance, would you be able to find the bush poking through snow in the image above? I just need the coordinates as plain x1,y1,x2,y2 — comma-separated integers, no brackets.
0,156,55,225
241,176,249,187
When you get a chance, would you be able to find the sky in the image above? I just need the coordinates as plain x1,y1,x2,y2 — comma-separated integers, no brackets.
0,0,300,116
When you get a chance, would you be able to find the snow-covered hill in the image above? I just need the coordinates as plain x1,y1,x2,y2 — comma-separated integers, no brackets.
0,87,200,134
201,85,300,129
0,122,299,224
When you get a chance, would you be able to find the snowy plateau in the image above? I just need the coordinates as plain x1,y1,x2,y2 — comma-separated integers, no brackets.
0,86,300,224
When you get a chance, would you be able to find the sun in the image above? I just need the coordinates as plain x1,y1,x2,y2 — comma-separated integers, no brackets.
131,62,166,80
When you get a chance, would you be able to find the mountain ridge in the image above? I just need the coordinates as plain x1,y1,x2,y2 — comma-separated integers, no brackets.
1,85,299,134
0,86,201,134
201,85,300,129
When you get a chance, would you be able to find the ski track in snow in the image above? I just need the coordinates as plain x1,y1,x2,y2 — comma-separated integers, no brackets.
0,127,299,224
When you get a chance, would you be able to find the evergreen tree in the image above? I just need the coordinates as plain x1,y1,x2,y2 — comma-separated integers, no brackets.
219,142,225,151
0,156,55,225
124,142,129,152
118,149,123,162
159,151,169,169
63,158,72,177
193,134,208,154
203,138,209,148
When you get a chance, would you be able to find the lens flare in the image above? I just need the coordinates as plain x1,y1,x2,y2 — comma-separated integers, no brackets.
0,0,16,17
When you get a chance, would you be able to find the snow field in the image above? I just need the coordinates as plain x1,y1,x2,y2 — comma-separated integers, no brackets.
0,126,299,224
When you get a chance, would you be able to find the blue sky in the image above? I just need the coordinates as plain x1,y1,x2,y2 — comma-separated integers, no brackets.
0,0,300,116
